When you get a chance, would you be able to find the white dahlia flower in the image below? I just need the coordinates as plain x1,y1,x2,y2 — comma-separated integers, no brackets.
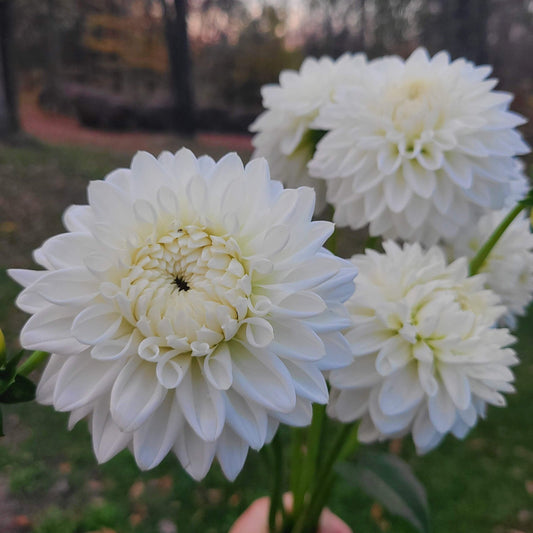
450,209,533,329
309,48,530,244
10,149,356,480
327,241,517,453
250,54,367,213
505,158,530,207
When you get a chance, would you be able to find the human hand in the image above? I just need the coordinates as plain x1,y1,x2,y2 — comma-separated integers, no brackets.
229,493,352,533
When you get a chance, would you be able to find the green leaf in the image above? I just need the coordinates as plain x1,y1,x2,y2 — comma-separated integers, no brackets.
336,451,431,533
5,349,25,374
0,375,36,404
0,408,3,437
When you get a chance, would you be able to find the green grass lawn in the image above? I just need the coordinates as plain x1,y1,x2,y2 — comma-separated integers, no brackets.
0,142,532,533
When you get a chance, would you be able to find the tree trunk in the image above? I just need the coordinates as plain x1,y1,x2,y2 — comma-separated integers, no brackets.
0,0,19,138
160,0,195,135
451,0,489,63
41,0,63,110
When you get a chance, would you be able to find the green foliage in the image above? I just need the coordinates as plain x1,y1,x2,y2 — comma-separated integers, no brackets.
9,458,55,495
33,507,77,533
0,374,35,403
338,451,431,533
0,347,36,435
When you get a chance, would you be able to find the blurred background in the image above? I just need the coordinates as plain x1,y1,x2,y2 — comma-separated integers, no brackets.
0,0,532,142
0,1,532,533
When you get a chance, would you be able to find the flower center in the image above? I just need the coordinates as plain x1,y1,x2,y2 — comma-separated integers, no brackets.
386,78,438,139
173,275,190,292
122,225,251,361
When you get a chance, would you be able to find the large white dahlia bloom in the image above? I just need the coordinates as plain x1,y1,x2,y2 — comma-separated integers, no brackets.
250,54,367,213
309,48,530,244
451,209,533,329
327,241,517,453
9,149,356,480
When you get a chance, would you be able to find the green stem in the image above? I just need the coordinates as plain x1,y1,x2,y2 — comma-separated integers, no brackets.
290,428,306,519
17,351,48,377
302,472,335,533
269,433,284,533
292,404,326,520
469,204,524,276
292,423,355,533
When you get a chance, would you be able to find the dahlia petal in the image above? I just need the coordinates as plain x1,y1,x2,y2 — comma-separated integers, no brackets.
36,354,65,405
349,322,392,356
384,174,412,213
72,304,123,345
133,395,184,470
32,267,99,306
469,380,506,406
282,359,328,403
68,403,93,430
439,365,471,410
442,152,473,188
258,224,291,257
402,160,436,198
92,395,131,463
270,319,325,361
186,173,208,214
304,303,353,333
405,194,431,229
231,341,296,412
378,364,424,415
203,342,233,390
369,388,416,434
131,151,169,201
451,418,470,439
458,403,477,427
428,385,456,433
35,233,101,269
412,408,439,450
21,305,86,355
174,428,217,481
176,360,225,442
364,185,387,221
216,427,249,481
8,268,45,289
377,144,402,174
91,331,141,361
433,174,454,214
279,256,344,291
224,389,268,449
88,180,134,232
327,387,370,423
156,352,190,389
274,396,313,426
110,358,167,432
244,317,274,348
357,413,381,443
173,147,201,179
375,336,411,375
15,287,50,313
417,144,443,170
54,354,124,411
418,361,438,396
317,331,354,370
62,204,94,232
329,354,380,389
271,290,327,319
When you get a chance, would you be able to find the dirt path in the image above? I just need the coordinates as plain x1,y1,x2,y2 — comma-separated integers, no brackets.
19,93,253,155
